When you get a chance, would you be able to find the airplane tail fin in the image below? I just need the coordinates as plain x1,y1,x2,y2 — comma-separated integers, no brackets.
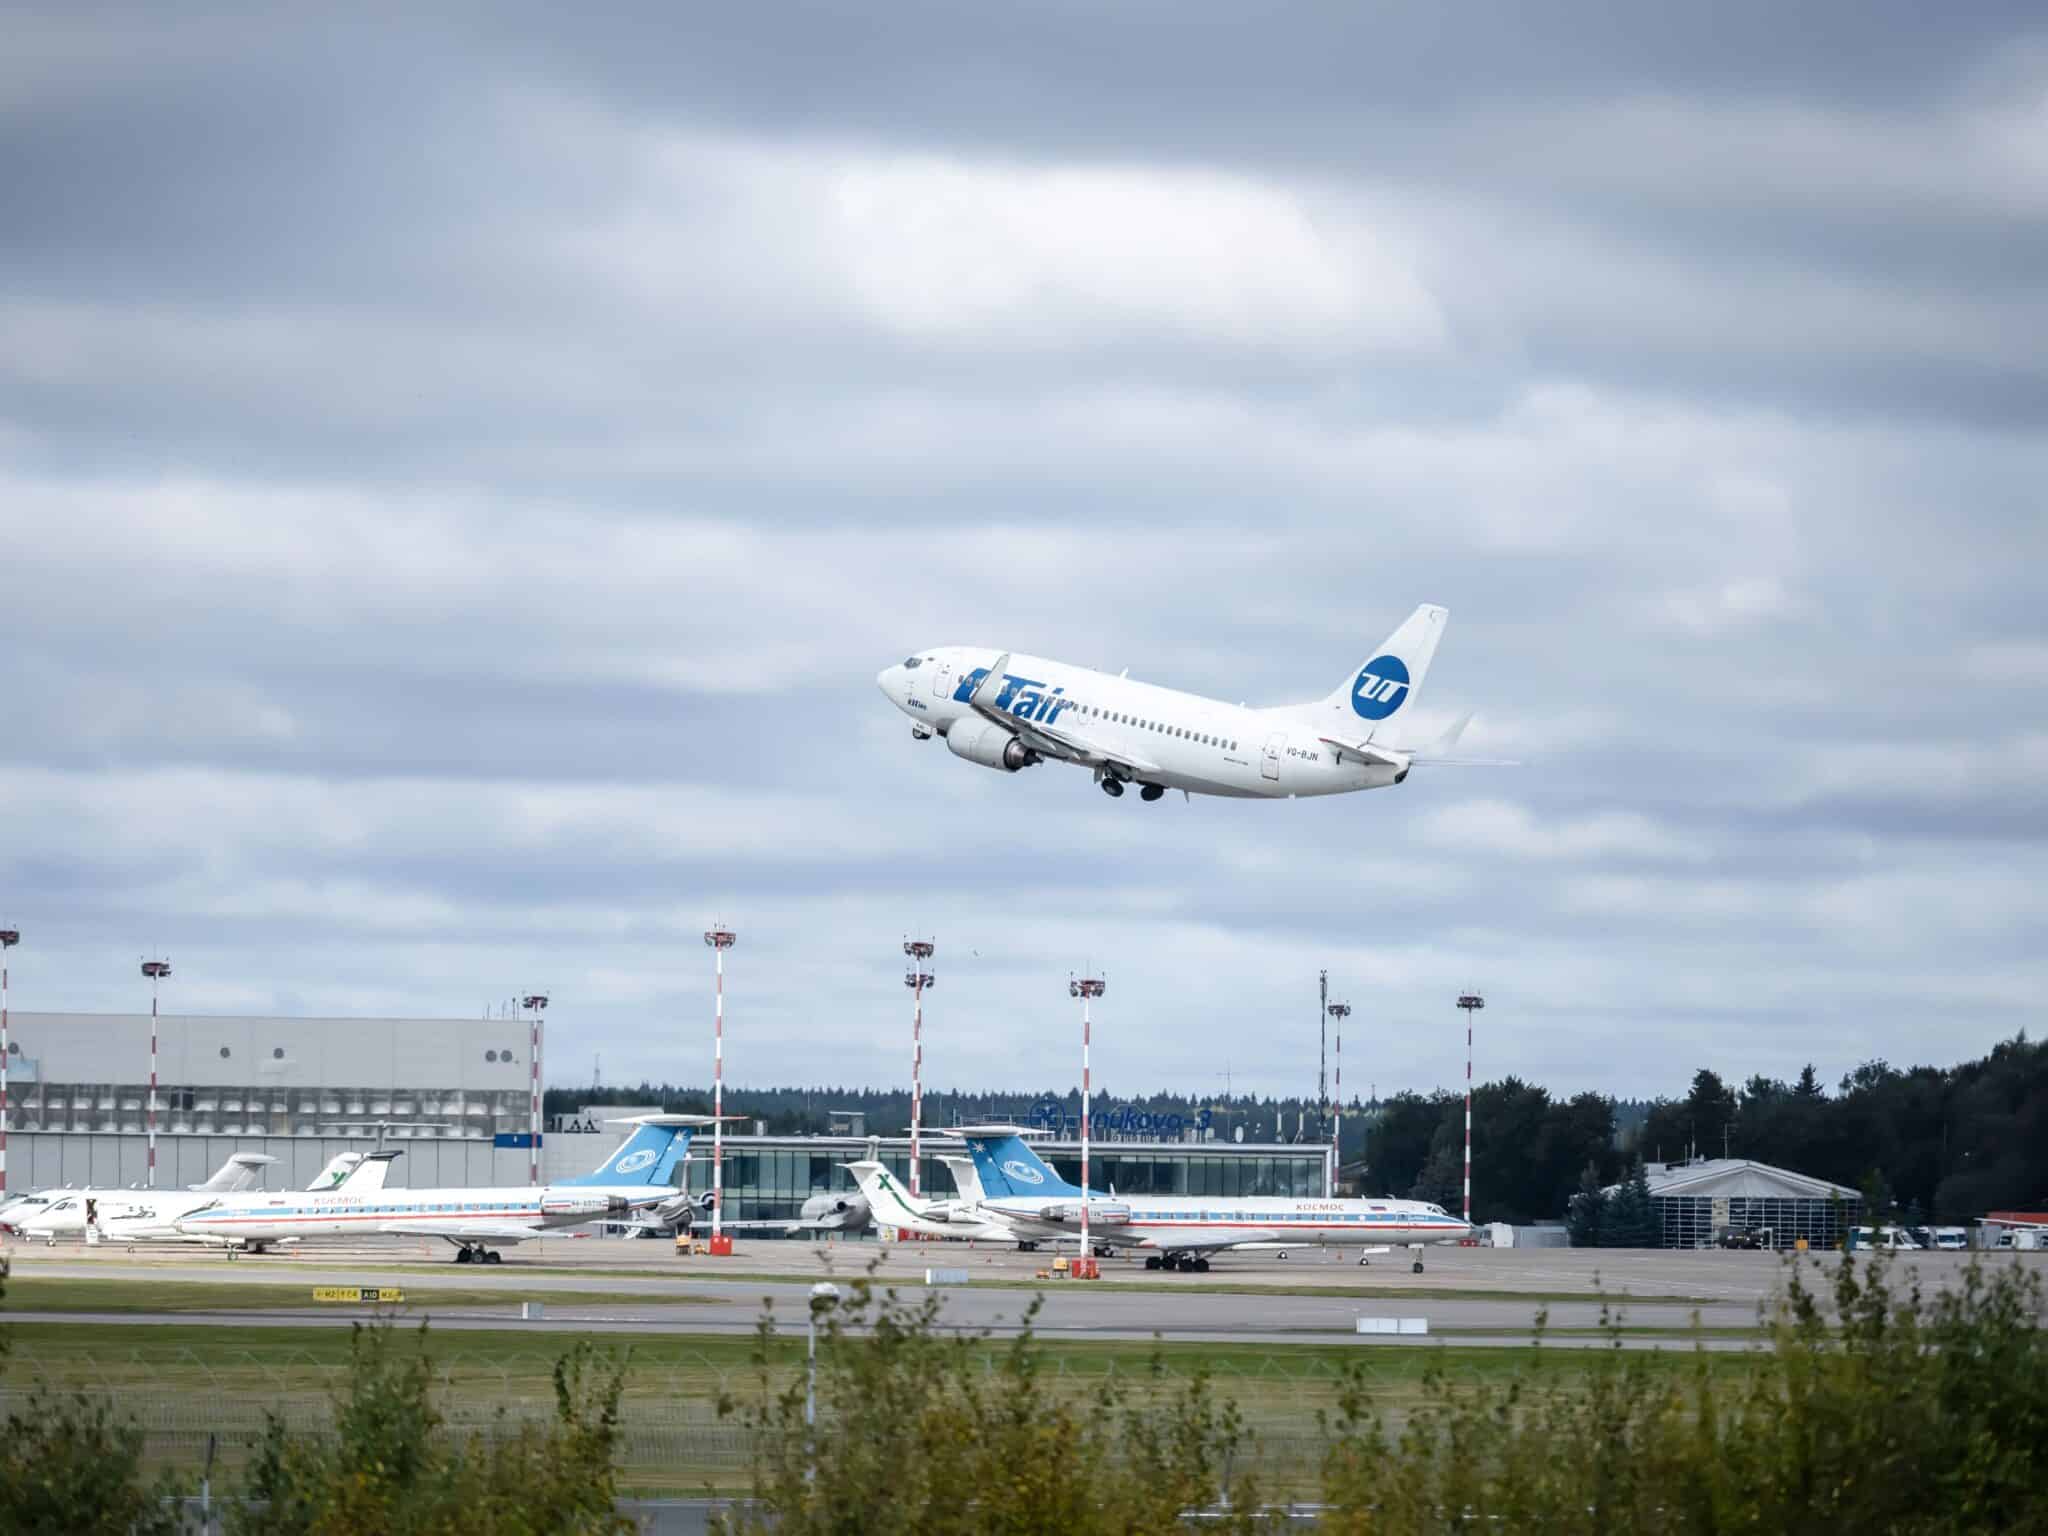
844,1160,926,1225
1321,604,1448,740
559,1114,716,1188
938,1153,988,1206
306,1153,362,1191
334,1150,402,1192
955,1127,1083,1199
195,1152,277,1193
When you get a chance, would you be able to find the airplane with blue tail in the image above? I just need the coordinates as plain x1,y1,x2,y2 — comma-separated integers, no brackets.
878,604,1509,803
172,1115,713,1262
949,1126,1469,1272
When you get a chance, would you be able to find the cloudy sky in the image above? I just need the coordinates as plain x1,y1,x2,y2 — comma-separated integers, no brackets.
3,3,2044,1105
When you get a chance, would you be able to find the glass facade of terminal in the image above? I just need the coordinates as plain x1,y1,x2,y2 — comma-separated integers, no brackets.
710,1137,1330,1226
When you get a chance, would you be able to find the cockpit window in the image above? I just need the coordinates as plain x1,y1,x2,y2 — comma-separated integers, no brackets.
902,656,923,669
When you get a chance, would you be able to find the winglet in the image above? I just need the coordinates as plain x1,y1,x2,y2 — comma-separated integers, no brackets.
970,653,1010,707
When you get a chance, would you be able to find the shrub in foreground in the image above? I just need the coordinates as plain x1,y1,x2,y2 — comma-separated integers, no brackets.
235,1322,633,1536
1321,1253,2047,1534
717,1281,1259,1535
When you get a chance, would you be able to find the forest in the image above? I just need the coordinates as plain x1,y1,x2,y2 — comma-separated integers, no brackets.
547,1032,2044,1226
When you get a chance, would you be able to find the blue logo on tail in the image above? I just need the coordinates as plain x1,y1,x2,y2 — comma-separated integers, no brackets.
562,1123,693,1187
1351,655,1410,721
965,1135,1096,1199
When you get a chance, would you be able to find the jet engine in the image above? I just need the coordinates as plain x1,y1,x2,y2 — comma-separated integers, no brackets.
1040,1201,1132,1227
945,718,1035,772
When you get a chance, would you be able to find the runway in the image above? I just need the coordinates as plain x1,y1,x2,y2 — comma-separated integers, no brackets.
9,1238,2033,1348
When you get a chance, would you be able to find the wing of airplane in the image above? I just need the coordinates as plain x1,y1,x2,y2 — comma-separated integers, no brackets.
966,654,1162,777
375,1221,543,1244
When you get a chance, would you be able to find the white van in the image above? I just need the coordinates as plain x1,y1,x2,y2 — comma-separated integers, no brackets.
1853,1226,1923,1251
1931,1227,1968,1251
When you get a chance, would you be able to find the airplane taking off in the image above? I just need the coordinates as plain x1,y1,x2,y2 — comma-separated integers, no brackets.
877,604,1501,802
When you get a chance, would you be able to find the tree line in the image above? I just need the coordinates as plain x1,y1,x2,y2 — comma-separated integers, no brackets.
550,1032,2044,1226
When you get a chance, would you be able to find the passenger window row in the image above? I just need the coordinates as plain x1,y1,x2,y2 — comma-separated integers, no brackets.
1071,702,1235,752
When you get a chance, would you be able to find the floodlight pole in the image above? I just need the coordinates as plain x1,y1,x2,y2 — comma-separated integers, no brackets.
0,928,18,1198
704,929,736,1244
1327,1001,1352,1198
1318,969,1328,1148
903,940,935,1196
142,958,172,1188
1457,993,1485,1226
1070,975,1106,1260
523,994,548,1186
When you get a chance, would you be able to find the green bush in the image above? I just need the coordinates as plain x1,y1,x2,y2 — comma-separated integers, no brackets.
1320,1253,2048,1533
716,1280,1260,1535
234,1322,633,1536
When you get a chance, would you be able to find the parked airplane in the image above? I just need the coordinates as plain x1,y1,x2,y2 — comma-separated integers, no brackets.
105,1151,398,1246
172,1115,710,1262
954,1128,1469,1271
878,604,1502,802
15,1152,282,1244
844,1160,1025,1246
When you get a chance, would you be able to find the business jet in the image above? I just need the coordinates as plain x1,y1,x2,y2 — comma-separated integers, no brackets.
878,604,1500,802
954,1128,1469,1272
15,1152,283,1245
172,1115,710,1262
843,1160,1026,1246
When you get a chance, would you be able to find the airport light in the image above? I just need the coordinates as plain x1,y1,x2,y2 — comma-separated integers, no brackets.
0,927,17,1198
807,1280,841,1462
522,994,548,1187
1070,974,1106,1261
1457,992,1485,1227
1327,1001,1352,1198
1318,969,1329,1152
142,958,172,1189
703,928,737,1247
903,939,935,1197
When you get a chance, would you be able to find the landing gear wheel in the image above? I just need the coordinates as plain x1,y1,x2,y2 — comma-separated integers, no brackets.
1412,1260,1425,1273
1193,1258,1211,1273
1139,783,1165,802
483,1249,502,1265
1100,777,1125,798
1144,1256,1162,1271
454,1247,473,1264
1358,1256,1372,1267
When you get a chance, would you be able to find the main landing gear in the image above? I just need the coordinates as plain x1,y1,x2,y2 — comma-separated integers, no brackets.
451,1244,503,1264
1097,773,1168,802
1143,1253,1211,1273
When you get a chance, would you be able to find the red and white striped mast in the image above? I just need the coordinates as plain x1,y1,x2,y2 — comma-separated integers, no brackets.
704,927,736,1247
522,994,548,1186
0,927,19,1198
1070,974,1105,1260
142,957,172,1188
1457,992,1484,1226
1326,1000,1351,1198
903,939,935,1197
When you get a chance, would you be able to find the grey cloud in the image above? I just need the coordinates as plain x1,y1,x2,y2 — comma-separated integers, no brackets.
1,4,2043,1103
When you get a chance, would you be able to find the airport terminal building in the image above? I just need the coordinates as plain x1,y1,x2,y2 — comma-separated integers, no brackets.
0,1012,1330,1214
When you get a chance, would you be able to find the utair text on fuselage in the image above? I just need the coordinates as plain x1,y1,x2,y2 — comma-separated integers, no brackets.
877,603,1493,802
